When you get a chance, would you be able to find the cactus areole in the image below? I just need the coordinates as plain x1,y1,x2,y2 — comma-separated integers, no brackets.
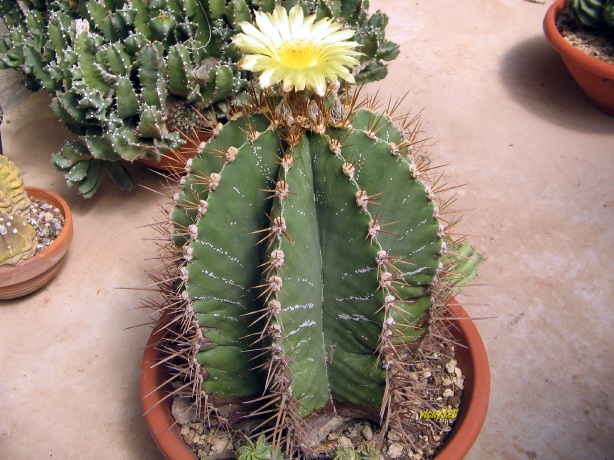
152,6,480,458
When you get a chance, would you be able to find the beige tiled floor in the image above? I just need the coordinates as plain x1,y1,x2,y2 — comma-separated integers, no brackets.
1,1,613,459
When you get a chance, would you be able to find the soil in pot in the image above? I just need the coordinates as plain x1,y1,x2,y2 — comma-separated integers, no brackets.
556,9,614,64
174,336,463,459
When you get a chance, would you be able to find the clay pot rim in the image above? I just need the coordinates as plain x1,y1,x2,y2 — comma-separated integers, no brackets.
434,299,490,459
0,186,74,290
543,0,614,78
140,297,490,460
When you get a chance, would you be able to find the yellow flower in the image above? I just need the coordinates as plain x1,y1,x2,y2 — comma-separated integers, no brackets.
232,5,361,96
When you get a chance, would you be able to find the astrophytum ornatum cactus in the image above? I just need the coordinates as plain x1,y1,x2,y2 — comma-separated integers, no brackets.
149,86,481,458
146,5,481,457
0,155,31,214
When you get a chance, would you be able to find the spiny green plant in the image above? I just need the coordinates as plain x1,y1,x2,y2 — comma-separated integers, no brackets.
0,156,36,266
150,85,481,458
0,0,399,197
567,0,614,28
236,434,284,460
144,6,481,458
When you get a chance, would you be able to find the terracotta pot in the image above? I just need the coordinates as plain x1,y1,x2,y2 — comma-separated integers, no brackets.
141,298,489,460
544,0,614,115
434,299,490,460
139,133,212,173
0,186,74,299
141,321,198,460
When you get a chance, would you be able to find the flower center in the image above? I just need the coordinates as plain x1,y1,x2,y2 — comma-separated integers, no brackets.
278,40,318,68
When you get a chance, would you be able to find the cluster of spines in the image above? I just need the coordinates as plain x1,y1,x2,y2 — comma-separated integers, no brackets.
142,84,485,460
144,210,210,419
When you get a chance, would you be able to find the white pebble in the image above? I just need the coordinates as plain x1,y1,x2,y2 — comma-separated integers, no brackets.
361,424,373,440
210,437,232,454
388,442,404,458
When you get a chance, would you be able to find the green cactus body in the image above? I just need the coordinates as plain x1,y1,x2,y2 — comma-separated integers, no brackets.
606,1,614,25
568,0,614,28
163,89,450,456
0,156,31,214
0,212,37,266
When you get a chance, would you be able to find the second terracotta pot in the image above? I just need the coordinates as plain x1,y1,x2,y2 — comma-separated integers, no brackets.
544,0,614,115
0,186,74,300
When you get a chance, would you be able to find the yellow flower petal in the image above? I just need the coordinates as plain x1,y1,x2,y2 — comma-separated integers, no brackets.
233,5,362,94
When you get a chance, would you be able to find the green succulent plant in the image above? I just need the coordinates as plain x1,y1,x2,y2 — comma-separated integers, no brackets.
0,0,399,197
0,156,36,266
236,434,284,460
151,88,481,459
567,0,614,28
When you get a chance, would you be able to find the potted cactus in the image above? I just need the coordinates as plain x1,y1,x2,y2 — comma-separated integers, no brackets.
0,155,73,299
140,5,488,459
0,0,399,197
544,0,614,115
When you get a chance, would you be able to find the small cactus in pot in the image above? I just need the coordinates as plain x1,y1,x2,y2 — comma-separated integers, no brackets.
0,155,73,299
0,155,37,266
147,6,481,458
0,155,67,268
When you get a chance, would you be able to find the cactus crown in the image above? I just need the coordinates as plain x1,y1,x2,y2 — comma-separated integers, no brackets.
567,0,614,29
0,155,31,215
149,11,481,456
